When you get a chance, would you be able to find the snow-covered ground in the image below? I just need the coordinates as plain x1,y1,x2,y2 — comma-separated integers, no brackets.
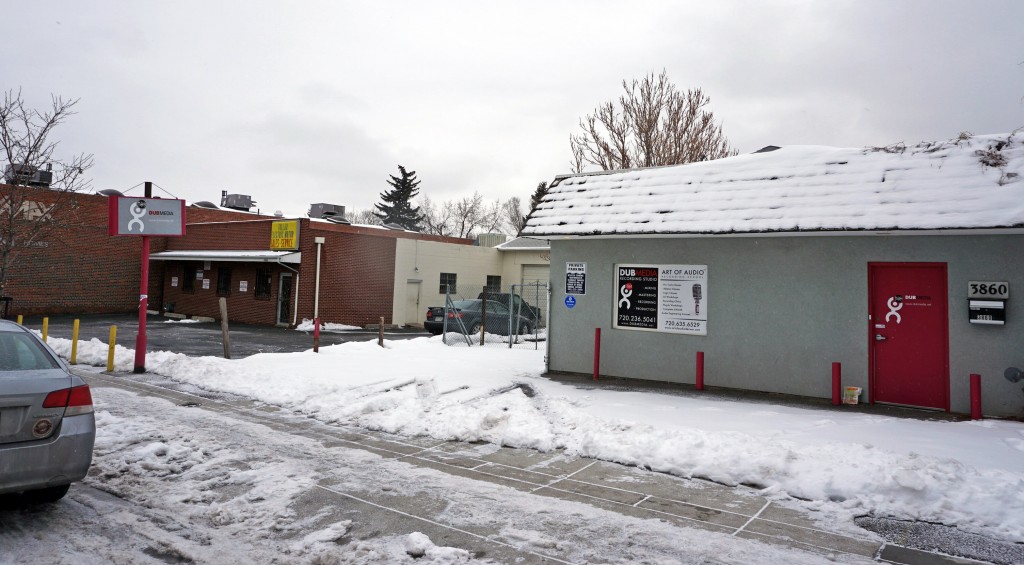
42,333,1024,544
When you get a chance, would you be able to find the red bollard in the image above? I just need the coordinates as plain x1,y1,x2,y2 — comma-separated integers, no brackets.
970,373,982,420
313,316,321,353
832,362,841,406
696,351,705,391
593,328,601,380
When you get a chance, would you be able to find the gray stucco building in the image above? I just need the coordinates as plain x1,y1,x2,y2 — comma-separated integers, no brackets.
525,133,1024,418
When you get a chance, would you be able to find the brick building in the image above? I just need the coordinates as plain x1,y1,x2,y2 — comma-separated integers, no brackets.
155,217,474,326
2,183,542,328
1,183,269,316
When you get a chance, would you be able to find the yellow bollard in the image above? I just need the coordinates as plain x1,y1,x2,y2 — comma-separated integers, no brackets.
71,319,80,365
16,314,23,325
106,325,117,372
42,317,49,342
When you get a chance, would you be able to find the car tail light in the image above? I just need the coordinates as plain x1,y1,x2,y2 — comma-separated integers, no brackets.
42,385,94,416
447,312,464,319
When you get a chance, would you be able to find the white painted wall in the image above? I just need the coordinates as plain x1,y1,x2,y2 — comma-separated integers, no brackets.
499,249,551,285
392,239,503,326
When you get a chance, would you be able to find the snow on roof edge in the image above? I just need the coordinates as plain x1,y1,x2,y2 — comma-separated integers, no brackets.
524,133,1024,237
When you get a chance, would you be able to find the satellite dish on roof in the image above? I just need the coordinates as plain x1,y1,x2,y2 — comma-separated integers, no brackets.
192,201,219,209
97,189,123,197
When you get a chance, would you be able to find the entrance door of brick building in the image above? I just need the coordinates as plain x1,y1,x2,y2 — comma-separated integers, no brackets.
405,280,421,327
869,263,949,411
278,273,293,326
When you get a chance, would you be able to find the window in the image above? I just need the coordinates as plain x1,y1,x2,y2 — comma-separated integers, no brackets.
217,266,232,297
485,275,502,295
182,263,196,294
0,333,59,371
255,268,273,300
439,272,457,294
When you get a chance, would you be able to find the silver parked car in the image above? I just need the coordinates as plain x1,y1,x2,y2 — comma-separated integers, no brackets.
0,319,95,503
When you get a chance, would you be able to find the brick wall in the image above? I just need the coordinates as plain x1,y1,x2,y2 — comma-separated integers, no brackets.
3,183,476,326
1,184,273,317
304,227,398,326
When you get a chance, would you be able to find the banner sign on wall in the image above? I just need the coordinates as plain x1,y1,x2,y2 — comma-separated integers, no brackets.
613,263,707,335
270,220,300,250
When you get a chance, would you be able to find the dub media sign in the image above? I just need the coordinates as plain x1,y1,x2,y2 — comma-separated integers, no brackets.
614,264,707,335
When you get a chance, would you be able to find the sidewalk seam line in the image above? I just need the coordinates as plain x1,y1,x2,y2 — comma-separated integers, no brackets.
314,484,577,565
733,500,771,536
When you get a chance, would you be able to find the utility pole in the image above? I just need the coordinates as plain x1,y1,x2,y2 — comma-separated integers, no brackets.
133,181,152,373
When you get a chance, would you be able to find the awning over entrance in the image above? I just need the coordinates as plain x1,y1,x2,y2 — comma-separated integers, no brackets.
150,250,302,264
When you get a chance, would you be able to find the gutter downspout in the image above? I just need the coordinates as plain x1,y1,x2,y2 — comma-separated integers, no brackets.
314,237,325,320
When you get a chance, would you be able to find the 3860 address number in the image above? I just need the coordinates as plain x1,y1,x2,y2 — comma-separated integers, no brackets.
967,281,1009,299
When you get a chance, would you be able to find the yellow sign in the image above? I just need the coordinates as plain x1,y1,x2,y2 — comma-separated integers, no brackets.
270,220,300,250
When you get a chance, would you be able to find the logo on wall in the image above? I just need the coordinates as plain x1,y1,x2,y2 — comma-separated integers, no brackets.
885,295,903,324
619,282,633,309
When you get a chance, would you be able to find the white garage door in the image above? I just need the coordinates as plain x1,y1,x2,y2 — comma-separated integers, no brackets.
521,264,549,286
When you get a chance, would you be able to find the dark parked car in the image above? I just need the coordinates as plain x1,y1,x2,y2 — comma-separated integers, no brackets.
425,299,535,336
477,291,542,325
0,319,95,503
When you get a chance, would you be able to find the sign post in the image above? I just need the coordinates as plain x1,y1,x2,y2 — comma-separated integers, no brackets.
107,184,186,373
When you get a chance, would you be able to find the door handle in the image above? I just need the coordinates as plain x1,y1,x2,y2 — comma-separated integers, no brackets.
874,334,887,342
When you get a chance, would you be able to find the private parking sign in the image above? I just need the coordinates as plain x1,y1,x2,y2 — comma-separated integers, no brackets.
566,262,586,295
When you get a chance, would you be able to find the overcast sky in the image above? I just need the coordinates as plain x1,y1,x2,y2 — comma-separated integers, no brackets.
6,1,1023,218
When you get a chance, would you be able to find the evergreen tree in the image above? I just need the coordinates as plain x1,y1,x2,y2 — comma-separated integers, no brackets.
523,181,549,227
374,165,425,231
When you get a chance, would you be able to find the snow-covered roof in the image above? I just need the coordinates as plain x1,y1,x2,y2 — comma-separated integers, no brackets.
524,133,1024,237
494,236,550,251
151,250,302,263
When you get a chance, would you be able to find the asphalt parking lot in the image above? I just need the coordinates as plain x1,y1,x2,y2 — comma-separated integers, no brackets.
15,313,429,358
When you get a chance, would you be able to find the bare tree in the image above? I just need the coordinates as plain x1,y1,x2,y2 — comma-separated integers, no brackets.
418,192,508,239
0,90,93,303
504,196,527,236
570,70,735,173
345,208,383,225
418,195,454,236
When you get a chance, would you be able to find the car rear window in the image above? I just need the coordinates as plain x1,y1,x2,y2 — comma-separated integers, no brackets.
0,333,60,372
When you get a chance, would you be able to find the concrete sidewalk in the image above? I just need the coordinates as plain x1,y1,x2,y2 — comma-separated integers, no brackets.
83,369,1017,564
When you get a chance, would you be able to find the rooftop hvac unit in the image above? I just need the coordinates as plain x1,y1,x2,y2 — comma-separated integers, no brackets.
476,233,507,247
220,191,255,211
4,163,53,188
308,203,346,219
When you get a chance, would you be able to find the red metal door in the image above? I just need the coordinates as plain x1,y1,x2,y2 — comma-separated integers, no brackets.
869,263,949,410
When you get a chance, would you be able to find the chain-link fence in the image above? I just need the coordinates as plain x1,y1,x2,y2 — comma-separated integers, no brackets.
426,282,547,349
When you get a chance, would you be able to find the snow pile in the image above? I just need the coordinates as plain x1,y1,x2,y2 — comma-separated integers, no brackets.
526,132,1024,236
48,334,1024,542
295,318,362,332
